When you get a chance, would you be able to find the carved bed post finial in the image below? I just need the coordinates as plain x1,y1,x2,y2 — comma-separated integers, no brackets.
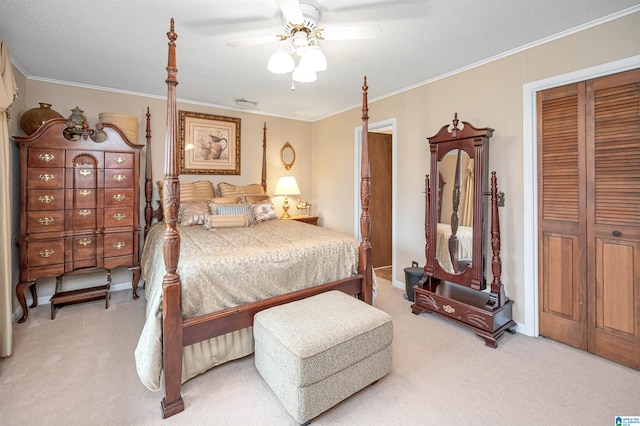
261,122,267,192
359,76,373,304
144,106,153,239
160,18,185,419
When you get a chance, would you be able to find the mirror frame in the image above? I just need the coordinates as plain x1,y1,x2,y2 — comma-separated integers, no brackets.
280,142,296,170
424,114,494,291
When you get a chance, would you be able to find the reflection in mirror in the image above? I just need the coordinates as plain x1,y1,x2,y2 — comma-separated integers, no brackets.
280,142,296,170
436,149,474,275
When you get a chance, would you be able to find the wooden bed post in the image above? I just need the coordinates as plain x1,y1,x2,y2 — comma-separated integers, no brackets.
144,106,153,239
358,77,373,304
261,122,267,192
160,18,185,419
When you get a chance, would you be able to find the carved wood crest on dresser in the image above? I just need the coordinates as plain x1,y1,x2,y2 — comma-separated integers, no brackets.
14,118,143,322
411,114,516,347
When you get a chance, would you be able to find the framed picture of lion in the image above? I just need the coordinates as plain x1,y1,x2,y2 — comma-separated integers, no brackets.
178,110,241,175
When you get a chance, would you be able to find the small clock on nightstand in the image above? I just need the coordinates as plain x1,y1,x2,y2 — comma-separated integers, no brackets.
285,215,319,226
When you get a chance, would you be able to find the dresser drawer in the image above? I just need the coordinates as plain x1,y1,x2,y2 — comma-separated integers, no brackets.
105,168,134,188
73,236,98,261
104,188,134,207
26,240,65,267
70,188,99,209
27,148,64,168
70,166,99,189
105,152,134,169
27,167,64,189
27,211,65,233
27,189,64,211
104,208,133,227
71,208,97,229
103,233,133,257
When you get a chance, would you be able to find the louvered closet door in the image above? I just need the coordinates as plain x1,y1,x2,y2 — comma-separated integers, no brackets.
538,82,588,350
586,70,640,369
538,69,640,370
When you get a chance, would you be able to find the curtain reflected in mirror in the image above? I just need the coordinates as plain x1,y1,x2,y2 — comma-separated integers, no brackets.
436,149,474,274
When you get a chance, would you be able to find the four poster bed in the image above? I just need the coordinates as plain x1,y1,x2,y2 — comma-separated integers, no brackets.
135,20,375,418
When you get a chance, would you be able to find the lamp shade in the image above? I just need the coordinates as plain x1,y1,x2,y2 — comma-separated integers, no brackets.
292,64,317,83
268,49,295,74
301,46,327,72
274,176,301,196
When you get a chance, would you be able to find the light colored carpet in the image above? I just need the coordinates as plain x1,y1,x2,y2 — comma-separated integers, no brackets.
1,279,639,425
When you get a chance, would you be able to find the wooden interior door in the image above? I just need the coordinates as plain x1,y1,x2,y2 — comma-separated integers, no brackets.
586,70,640,369
538,82,588,350
369,132,392,268
538,68,640,370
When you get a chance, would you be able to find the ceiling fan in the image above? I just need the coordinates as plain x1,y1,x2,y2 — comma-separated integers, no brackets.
226,0,381,84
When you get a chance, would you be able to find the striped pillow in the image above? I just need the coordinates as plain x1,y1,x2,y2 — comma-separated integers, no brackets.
212,203,255,225
158,180,216,206
217,182,265,198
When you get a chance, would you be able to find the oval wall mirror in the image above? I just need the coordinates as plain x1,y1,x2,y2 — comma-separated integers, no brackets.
280,142,296,170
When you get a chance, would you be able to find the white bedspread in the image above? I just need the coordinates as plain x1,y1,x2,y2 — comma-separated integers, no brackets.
135,219,362,391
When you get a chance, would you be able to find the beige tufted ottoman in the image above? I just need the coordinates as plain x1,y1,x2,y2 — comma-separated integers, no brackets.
254,290,393,425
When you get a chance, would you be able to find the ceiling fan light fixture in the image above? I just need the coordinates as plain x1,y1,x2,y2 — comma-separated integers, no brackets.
301,46,327,72
292,64,317,83
268,49,295,74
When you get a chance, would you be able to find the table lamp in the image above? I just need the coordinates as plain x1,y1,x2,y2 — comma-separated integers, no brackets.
274,176,301,219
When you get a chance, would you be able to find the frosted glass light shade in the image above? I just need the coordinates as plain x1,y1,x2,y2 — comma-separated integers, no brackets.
301,46,327,72
268,50,295,74
292,64,317,83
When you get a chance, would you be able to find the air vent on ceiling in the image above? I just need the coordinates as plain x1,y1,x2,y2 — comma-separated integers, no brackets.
234,98,258,109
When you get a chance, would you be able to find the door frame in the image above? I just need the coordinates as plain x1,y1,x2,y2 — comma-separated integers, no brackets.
354,118,398,286
521,54,640,337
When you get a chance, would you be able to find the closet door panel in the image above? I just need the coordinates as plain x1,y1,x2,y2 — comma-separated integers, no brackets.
587,69,640,369
537,83,587,349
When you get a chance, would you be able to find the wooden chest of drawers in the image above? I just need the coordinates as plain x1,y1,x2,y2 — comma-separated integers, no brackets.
14,118,144,322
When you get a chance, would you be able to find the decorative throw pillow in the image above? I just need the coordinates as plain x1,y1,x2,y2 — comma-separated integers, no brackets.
243,194,271,204
211,195,242,204
158,180,216,207
218,182,265,198
204,214,249,230
213,202,255,225
253,201,277,223
179,201,210,226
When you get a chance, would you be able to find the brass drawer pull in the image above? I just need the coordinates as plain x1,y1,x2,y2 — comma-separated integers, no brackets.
79,169,92,177
113,213,126,221
39,153,55,162
114,156,126,164
79,209,91,217
113,193,126,202
38,195,54,204
443,305,455,314
79,189,92,197
39,174,55,182
39,249,54,258
38,217,54,226
79,238,92,246
113,174,126,182
113,242,126,250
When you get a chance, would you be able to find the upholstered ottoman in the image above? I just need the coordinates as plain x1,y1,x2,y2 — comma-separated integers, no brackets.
254,290,393,425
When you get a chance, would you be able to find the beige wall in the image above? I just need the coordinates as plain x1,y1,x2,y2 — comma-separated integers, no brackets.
312,11,640,326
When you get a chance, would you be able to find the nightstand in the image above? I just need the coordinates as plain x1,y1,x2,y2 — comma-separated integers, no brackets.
285,215,319,226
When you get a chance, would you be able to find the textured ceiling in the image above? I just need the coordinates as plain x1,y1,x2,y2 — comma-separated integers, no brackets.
1,1,639,121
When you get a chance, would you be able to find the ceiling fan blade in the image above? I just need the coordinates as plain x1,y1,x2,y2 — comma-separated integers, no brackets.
226,35,280,47
277,0,304,24
318,24,382,40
